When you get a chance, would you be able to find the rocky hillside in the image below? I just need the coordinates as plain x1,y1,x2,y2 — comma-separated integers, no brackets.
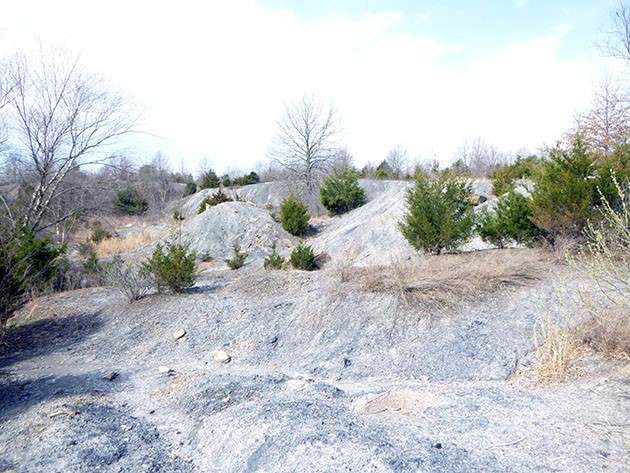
0,180,628,472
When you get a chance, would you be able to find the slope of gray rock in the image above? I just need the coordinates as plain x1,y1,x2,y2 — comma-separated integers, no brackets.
181,201,297,262
1,178,628,472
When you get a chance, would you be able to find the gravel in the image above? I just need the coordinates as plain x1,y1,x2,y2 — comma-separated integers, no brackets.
0,180,628,472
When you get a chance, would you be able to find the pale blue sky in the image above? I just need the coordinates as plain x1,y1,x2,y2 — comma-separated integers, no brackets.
0,0,623,174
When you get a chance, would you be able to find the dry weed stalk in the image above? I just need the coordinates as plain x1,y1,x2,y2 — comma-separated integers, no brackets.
568,175,629,358
357,249,543,313
334,245,362,283
533,316,580,385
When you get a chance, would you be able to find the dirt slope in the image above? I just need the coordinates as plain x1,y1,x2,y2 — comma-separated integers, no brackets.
0,180,628,472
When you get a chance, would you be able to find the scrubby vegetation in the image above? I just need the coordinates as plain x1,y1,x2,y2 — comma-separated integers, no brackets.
264,243,286,270
398,174,475,254
198,189,233,213
529,139,625,240
183,181,197,196
141,241,197,293
90,225,112,244
225,242,248,270
290,243,317,271
199,170,221,190
319,166,365,215
101,256,151,302
199,169,260,190
0,230,65,336
477,191,541,248
570,175,629,357
114,189,148,216
280,193,309,236
490,155,540,195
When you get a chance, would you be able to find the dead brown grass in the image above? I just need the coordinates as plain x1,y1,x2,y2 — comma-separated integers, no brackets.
351,249,546,312
94,228,167,257
70,216,148,243
532,316,582,385
577,305,630,360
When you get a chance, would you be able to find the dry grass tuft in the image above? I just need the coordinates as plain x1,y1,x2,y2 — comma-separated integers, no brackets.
532,316,581,385
351,249,545,311
94,228,167,257
576,305,630,360
334,245,363,283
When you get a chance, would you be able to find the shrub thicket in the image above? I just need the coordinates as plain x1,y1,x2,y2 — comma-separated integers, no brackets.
399,174,475,254
225,242,247,270
232,171,260,186
114,188,148,216
530,138,624,239
90,224,112,244
290,243,317,271
490,155,540,196
374,160,393,179
319,166,366,215
199,170,220,189
595,144,630,208
183,181,197,196
477,191,541,248
280,193,309,236
142,241,197,293
198,189,233,213
1,231,65,335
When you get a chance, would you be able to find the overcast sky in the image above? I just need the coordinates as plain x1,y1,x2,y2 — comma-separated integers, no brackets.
0,0,623,174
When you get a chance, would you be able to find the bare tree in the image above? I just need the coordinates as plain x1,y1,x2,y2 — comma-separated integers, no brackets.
573,76,630,155
0,60,13,153
329,147,356,174
136,152,173,213
268,94,341,200
1,46,138,233
453,137,506,177
601,1,630,62
385,145,409,179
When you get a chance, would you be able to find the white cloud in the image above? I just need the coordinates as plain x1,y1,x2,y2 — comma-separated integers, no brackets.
0,0,608,172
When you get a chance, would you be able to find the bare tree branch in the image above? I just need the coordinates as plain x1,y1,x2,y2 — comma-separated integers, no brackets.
268,94,341,202
573,76,630,155
385,145,410,179
600,1,630,61
1,46,140,233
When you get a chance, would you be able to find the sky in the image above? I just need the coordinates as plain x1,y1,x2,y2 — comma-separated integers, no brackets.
0,0,624,175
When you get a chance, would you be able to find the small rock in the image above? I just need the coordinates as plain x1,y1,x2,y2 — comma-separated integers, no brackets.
158,365,174,374
433,443,442,449
102,371,119,381
467,193,488,206
343,358,352,367
172,328,187,340
286,379,306,390
213,349,231,364
269,335,278,345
